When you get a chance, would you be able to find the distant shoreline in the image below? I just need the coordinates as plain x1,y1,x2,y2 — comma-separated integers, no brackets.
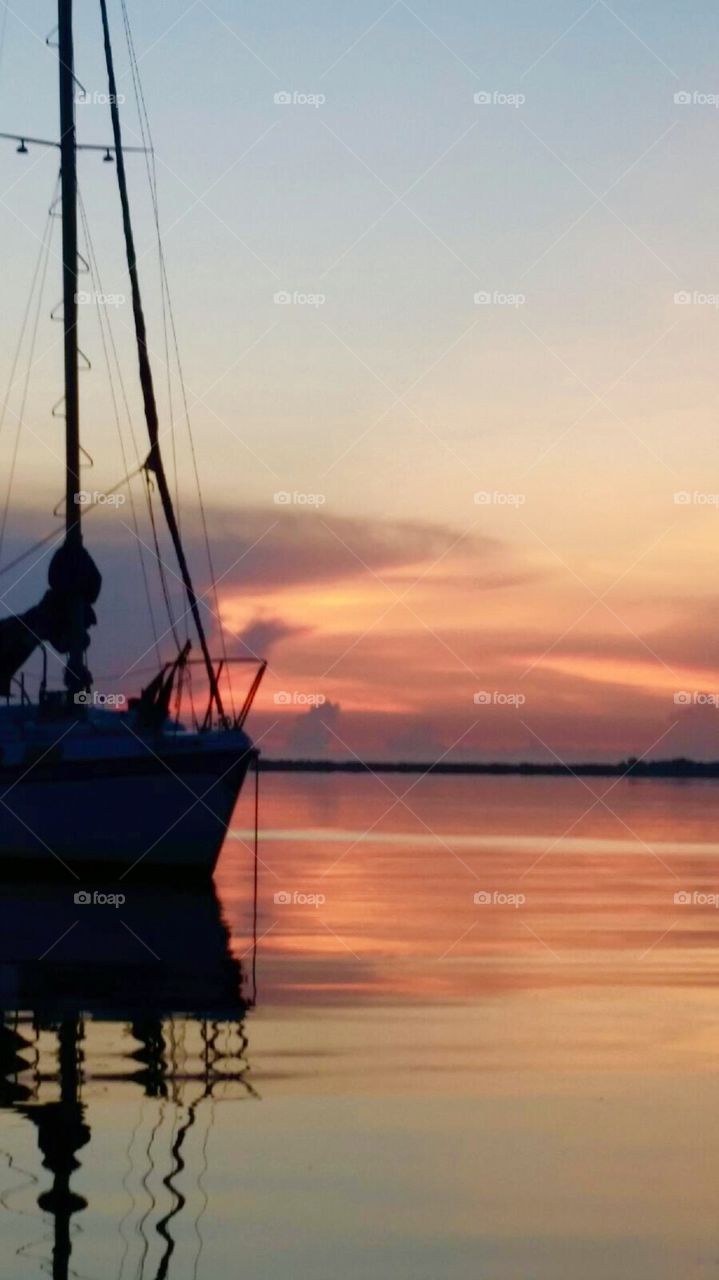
260,758,719,779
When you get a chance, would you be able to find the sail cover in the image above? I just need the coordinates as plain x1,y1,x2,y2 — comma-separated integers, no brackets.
0,543,101,696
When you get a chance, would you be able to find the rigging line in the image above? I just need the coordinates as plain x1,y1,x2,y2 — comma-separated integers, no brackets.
123,11,230,705
120,0,235,715
119,2,181,541
121,22,207,685
76,187,167,665
0,461,145,580
159,263,235,694
152,1101,198,1280
77,184,161,664
100,0,225,723
159,282,180,614
119,1,183,589
0,1149,40,1221
0,2,8,85
0,176,58,441
0,528,61,577
161,272,236,711
236,1018,259,1099
76,196,144,475
96,661,171,679
117,1097,147,1280
186,662,199,732
136,1097,166,1280
251,754,260,1004
0,185,56,563
191,1088,213,1280
145,470,181,649
172,653,186,731
52,459,146,518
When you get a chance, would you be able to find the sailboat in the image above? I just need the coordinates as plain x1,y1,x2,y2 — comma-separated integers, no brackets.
0,1,265,877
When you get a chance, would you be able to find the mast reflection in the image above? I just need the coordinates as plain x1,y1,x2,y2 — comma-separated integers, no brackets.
0,880,256,1280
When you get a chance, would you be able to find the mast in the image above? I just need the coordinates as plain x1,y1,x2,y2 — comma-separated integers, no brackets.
58,0,85,696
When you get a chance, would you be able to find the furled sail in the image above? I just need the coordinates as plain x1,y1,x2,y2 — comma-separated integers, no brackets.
0,543,100,696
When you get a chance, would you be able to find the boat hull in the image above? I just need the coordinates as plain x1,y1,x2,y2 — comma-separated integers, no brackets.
0,745,255,879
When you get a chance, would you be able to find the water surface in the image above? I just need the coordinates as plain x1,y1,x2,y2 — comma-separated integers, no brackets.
2,773,719,1279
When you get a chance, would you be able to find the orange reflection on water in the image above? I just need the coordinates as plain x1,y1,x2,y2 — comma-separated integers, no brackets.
216,772,719,1004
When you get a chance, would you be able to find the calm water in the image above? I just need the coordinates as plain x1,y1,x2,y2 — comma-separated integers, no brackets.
2,772,719,1279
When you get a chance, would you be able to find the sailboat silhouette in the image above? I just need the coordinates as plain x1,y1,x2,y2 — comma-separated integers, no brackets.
0,0,266,878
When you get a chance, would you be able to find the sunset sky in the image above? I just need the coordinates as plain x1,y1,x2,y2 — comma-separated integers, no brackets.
1,0,719,760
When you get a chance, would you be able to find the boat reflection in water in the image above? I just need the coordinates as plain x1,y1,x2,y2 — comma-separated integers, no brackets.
0,880,256,1280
